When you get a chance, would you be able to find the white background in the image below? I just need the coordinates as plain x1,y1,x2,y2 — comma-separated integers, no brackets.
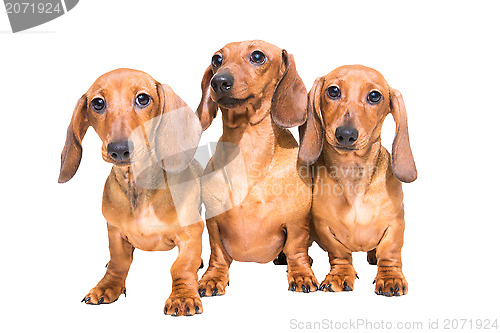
1,1,499,332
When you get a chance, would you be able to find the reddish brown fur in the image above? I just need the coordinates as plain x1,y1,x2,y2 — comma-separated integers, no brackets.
59,69,204,315
299,65,417,296
197,40,318,295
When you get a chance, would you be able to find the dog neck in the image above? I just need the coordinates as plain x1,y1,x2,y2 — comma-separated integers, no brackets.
219,112,281,183
111,164,165,211
321,139,382,203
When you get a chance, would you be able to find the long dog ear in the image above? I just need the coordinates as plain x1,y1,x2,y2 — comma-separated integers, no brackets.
390,89,417,183
196,66,218,130
155,84,202,173
271,50,308,128
58,95,89,183
298,77,324,165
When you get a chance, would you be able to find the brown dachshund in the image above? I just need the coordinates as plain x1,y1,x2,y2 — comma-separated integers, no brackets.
58,68,204,316
299,65,417,296
196,40,318,295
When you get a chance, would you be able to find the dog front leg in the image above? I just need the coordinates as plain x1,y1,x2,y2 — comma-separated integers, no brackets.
164,223,203,316
83,223,134,304
374,221,407,297
198,217,232,297
315,225,357,292
283,219,319,293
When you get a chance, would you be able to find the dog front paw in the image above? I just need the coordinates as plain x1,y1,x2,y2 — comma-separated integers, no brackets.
374,268,408,297
319,265,357,292
164,291,202,316
288,269,319,293
82,274,125,305
198,273,229,297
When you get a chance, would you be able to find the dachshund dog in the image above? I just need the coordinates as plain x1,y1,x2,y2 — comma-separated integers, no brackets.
196,40,318,296
299,65,417,296
58,68,205,316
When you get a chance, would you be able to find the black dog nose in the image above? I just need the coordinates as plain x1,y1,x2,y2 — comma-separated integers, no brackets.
107,141,133,162
211,73,234,94
335,126,359,146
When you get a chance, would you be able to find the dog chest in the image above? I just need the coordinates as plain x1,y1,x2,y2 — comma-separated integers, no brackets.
115,205,176,251
344,196,377,226
315,192,386,252
215,195,290,263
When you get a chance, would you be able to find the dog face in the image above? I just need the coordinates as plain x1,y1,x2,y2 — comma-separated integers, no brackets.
197,40,307,129
84,69,164,165
299,65,417,183
318,65,391,151
58,68,202,183
210,40,282,109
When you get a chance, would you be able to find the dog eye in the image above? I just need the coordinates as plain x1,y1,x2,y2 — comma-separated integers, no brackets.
91,97,106,113
212,54,223,68
326,86,341,100
250,50,266,64
135,94,151,107
367,90,382,104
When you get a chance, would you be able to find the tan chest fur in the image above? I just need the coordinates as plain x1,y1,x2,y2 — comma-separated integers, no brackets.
312,149,401,252
102,165,202,252
124,205,178,251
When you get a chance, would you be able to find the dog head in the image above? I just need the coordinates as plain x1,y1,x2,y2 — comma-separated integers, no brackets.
299,65,417,183
58,68,201,183
197,40,307,129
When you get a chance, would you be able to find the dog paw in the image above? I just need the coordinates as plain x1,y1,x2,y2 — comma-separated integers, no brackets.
164,291,202,316
319,265,357,292
288,270,319,293
82,275,125,305
374,270,408,297
198,274,229,297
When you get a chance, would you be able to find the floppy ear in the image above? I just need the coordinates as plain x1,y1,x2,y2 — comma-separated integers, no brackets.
58,95,89,183
271,50,308,128
196,65,218,130
298,78,324,165
390,89,417,183
155,84,202,173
